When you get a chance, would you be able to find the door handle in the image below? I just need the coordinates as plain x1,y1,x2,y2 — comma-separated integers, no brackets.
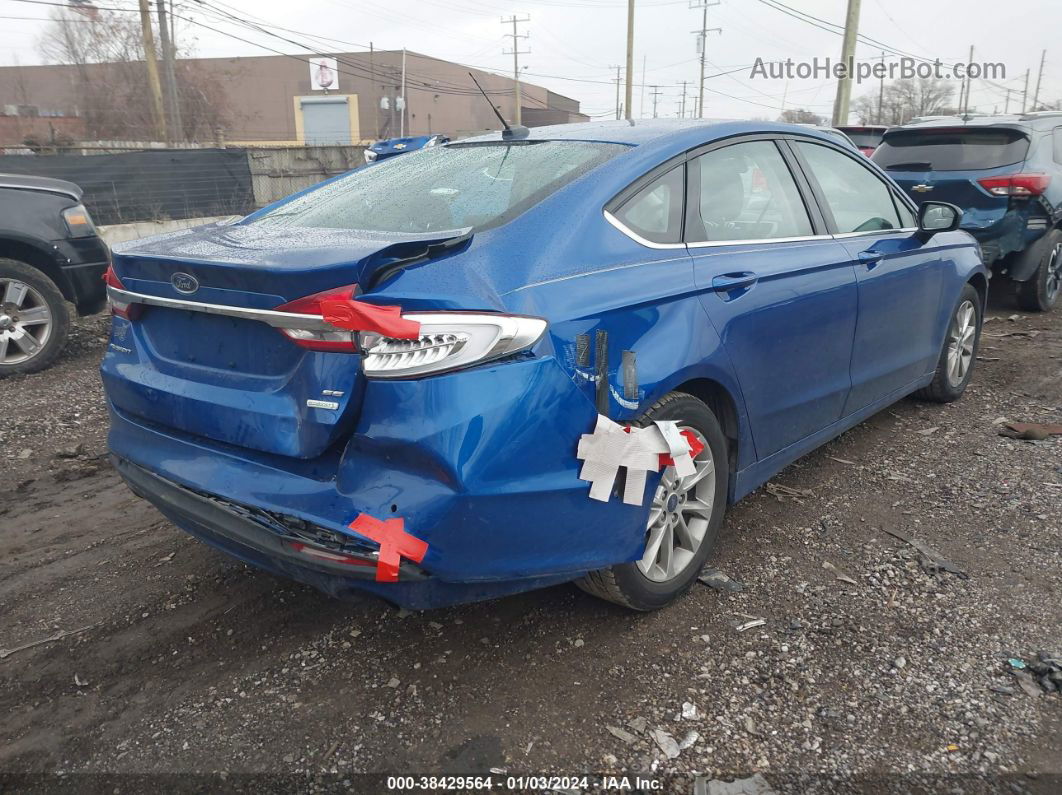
711,272,758,292
857,250,886,267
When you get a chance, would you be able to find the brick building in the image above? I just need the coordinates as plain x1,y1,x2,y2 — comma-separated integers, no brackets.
0,50,588,147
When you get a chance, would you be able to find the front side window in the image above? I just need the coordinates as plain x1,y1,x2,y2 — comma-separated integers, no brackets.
250,140,627,234
611,165,684,244
796,141,902,234
688,140,813,242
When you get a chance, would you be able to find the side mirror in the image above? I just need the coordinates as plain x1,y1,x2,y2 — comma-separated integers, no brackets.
918,201,963,235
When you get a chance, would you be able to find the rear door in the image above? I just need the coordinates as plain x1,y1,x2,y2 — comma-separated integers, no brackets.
790,139,947,412
686,136,858,459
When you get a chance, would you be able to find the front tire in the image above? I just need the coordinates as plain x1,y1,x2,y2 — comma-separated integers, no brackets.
1016,229,1062,312
914,283,982,403
576,392,729,611
0,258,70,376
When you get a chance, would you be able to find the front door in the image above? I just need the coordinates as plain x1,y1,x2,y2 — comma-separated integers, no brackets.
790,140,947,413
686,138,859,460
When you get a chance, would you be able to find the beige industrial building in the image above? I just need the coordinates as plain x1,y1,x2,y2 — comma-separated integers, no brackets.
0,49,588,147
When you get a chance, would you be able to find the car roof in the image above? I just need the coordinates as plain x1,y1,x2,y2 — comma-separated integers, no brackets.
894,112,1062,132
0,172,82,201
458,118,855,150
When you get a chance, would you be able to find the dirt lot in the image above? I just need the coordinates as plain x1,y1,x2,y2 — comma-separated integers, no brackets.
1,284,1060,793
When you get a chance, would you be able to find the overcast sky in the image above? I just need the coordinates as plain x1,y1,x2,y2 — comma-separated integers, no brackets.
0,0,1055,123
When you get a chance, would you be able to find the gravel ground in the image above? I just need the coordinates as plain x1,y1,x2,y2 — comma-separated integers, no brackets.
0,283,1059,794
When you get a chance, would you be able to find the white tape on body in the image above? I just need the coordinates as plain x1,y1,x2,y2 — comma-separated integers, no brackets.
576,415,694,506
653,420,697,478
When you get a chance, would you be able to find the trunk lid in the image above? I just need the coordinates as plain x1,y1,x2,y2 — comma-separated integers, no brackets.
103,222,467,459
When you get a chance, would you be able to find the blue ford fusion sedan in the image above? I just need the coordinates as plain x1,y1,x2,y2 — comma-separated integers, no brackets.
101,120,986,610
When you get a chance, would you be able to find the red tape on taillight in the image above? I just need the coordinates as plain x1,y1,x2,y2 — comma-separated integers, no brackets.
274,285,422,352
320,299,421,339
274,284,361,352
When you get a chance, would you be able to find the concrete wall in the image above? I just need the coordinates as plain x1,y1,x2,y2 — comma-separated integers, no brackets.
99,215,234,246
248,144,365,206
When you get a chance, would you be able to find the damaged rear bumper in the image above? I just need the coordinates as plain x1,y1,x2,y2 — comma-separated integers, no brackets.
106,356,655,608
114,455,428,582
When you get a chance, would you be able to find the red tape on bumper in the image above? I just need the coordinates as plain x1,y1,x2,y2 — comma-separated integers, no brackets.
348,513,428,582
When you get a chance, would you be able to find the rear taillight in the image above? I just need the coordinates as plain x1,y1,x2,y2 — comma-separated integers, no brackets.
103,265,141,320
273,284,361,352
977,174,1051,198
358,313,547,378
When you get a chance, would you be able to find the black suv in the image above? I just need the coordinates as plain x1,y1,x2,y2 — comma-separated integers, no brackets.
0,174,110,374
874,112,1062,311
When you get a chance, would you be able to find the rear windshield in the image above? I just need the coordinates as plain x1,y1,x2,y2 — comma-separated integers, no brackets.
873,128,1030,171
845,131,883,148
249,140,627,234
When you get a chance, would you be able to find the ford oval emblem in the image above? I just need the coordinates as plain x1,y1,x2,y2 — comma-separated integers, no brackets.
171,272,199,294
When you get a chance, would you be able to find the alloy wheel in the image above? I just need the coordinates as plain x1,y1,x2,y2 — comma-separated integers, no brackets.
0,278,53,366
1046,243,1061,304
638,426,716,582
945,299,976,388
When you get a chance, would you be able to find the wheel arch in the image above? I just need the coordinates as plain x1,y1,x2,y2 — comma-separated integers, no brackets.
1006,227,1060,283
0,235,73,301
672,377,742,481
967,270,988,310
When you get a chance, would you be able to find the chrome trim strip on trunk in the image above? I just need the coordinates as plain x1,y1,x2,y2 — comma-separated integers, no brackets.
106,285,333,330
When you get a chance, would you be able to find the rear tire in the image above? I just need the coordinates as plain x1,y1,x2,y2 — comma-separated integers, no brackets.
576,392,729,611
0,258,70,376
914,283,982,403
1016,229,1062,312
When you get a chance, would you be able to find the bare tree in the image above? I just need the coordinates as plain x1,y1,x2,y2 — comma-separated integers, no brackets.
778,108,824,125
37,8,230,143
853,77,956,126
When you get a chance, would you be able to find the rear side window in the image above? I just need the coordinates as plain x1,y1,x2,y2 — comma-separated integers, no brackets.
1053,127,1062,165
687,140,813,242
796,141,902,233
611,166,684,244
873,128,1030,171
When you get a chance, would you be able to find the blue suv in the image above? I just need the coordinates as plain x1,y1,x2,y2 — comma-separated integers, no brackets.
101,121,986,610
875,113,1062,311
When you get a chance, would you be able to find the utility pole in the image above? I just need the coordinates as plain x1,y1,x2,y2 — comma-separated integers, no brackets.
679,80,688,118
502,15,530,126
611,65,622,119
1004,88,1011,114
137,0,166,142
1022,68,1030,113
961,45,974,117
650,85,662,118
400,48,407,136
156,0,181,142
831,0,861,126
1033,49,1047,111
370,43,379,138
690,0,721,119
624,0,634,120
